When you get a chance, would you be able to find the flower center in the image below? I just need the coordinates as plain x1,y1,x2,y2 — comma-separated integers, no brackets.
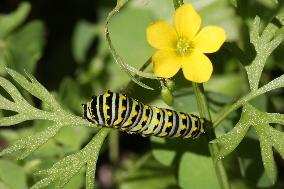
176,37,193,56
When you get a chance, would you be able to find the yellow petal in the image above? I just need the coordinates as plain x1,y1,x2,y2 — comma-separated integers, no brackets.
174,3,201,39
181,52,213,83
146,20,177,50
152,50,181,78
193,26,226,53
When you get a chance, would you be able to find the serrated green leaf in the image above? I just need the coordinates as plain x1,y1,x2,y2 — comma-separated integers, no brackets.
256,127,277,184
31,129,109,189
0,76,24,106
6,68,61,111
211,108,251,160
246,16,284,91
0,124,63,159
0,159,28,189
0,2,30,38
215,102,284,184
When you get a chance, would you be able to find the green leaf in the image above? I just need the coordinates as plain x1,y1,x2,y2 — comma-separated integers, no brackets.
151,137,176,166
55,126,90,152
119,158,177,189
6,20,45,73
195,0,240,41
0,159,28,189
178,151,219,189
72,20,98,63
205,73,245,97
58,77,84,113
0,2,30,38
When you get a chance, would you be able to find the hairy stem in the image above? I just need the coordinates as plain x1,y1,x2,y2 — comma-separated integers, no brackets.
192,83,230,189
109,130,119,165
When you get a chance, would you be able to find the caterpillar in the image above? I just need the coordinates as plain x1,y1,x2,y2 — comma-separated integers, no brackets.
82,90,207,139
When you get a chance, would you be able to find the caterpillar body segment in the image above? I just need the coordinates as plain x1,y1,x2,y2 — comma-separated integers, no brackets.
82,90,207,139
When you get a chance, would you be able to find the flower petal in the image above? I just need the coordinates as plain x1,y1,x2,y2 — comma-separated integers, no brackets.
174,3,201,39
152,50,181,78
193,26,226,53
181,52,213,83
146,20,177,50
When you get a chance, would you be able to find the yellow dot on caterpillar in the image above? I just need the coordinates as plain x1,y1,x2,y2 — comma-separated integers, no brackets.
185,134,192,138
181,114,186,119
144,105,149,109
105,105,110,110
133,101,138,105
200,128,205,133
192,117,198,121
167,111,172,116
167,122,172,127
143,130,153,135
114,117,123,124
105,93,111,97
121,106,126,111
143,116,148,121
155,109,160,113
159,132,168,137
175,134,181,138
132,111,138,116
131,125,142,131
122,95,126,100
154,119,159,124
181,125,186,130
127,120,133,125
193,127,197,131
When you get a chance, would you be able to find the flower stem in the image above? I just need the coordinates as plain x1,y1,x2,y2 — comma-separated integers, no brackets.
109,130,119,165
173,0,184,9
171,0,230,188
192,83,230,189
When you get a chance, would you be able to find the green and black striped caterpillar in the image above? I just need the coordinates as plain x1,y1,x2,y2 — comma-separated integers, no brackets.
82,90,207,139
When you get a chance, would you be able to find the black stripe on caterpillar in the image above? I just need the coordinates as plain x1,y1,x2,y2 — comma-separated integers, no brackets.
82,90,208,139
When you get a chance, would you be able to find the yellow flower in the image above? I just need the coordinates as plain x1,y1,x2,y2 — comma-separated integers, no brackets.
146,3,226,83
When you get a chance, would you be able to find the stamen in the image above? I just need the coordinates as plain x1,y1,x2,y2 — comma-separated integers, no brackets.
176,37,193,56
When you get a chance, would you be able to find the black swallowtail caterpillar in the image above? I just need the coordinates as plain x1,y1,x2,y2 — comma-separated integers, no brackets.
82,90,207,139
